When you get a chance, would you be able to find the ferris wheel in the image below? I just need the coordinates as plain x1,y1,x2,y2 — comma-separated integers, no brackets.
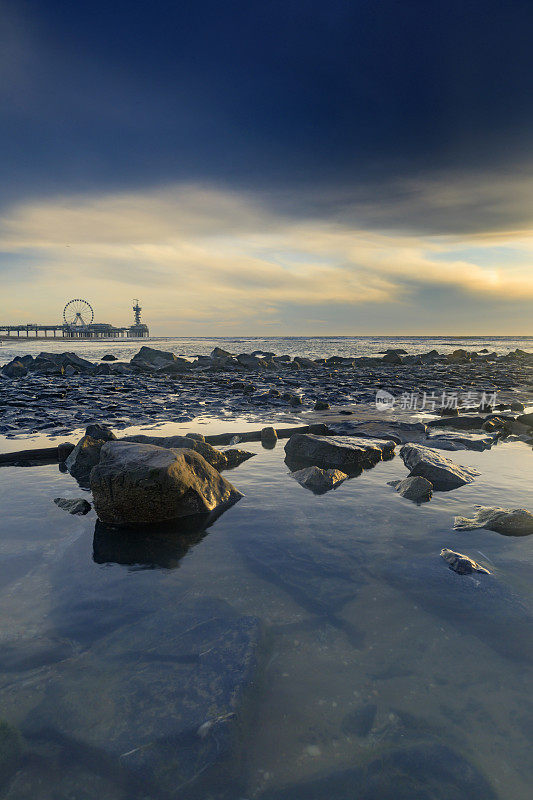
63,299,94,327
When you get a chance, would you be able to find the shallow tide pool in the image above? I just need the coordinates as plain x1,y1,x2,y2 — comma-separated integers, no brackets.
0,423,532,799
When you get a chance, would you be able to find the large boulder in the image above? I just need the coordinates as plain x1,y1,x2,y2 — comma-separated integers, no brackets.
123,434,228,471
426,432,494,451
400,443,479,490
285,433,395,471
90,441,243,525
1,359,27,378
130,346,177,369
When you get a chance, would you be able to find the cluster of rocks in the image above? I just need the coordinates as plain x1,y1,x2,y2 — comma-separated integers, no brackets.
1,345,532,438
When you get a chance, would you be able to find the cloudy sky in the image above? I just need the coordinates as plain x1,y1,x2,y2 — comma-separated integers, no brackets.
1,0,532,335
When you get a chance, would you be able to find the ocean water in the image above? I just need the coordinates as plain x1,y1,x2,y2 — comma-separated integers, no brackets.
1,334,533,364
0,417,532,799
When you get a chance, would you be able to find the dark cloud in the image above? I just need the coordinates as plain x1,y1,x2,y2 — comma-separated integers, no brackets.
1,0,533,227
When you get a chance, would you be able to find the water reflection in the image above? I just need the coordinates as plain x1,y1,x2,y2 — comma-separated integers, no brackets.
92,509,228,569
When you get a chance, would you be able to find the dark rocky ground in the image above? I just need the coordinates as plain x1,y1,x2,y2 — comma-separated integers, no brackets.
1,346,532,438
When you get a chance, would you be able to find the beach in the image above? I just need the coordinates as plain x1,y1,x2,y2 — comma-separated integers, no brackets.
0,338,532,799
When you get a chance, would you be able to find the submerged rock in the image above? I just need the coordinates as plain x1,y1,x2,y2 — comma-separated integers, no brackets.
285,433,394,472
0,719,24,789
291,466,347,494
440,548,491,575
341,702,377,737
259,743,498,800
388,475,433,502
90,441,243,526
454,506,533,536
400,443,479,490
24,598,261,798
53,497,91,515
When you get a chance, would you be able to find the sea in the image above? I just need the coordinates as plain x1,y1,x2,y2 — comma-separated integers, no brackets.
1,333,533,363
0,335,532,798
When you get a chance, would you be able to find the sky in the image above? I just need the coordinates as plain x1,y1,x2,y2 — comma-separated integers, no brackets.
1,0,532,335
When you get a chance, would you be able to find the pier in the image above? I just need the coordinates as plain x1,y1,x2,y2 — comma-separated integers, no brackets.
0,299,150,340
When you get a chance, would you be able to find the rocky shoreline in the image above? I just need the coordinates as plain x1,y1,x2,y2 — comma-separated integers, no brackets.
1,345,532,439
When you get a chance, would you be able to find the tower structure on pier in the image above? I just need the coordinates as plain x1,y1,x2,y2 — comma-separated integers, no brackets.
129,299,149,337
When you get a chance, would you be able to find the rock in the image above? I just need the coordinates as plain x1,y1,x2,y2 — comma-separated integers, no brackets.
57,441,75,462
123,433,228,471
289,394,303,406
100,354,117,361
236,353,266,369
329,420,427,444
261,426,278,446
388,475,433,502
65,434,109,487
517,412,533,427
24,599,261,798
426,432,494,451
0,719,24,788
210,346,234,359
509,400,524,411
293,356,318,368
85,423,117,441
258,743,498,800
185,432,205,442
157,357,193,373
314,400,330,410
223,449,256,468
54,497,91,515
291,466,348,494
130,345,177,369
382,350,402,364
400,443,479,490
341,703,377,737
454,506,533,536
1,359,28,377
426,415,486,430
90,441,243,525
446,348,470,363
285,433,395,471
440,548,491,575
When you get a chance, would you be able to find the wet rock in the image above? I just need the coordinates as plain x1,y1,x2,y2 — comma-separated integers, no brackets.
65,434,109,487
210,346,234,359
54,497,91,515
90,441,243,525
440,548,491,575
329,420,427,444
285,433,395,471
157,357,193,373
57,442,75,462
388,475,433,502
261,426,278,447
426,415,486,430
291,466,347,494
382,350,402,364
454,506,533,536
517,411,533,427
130,345,177,369
237,353,267,369
100,354,117,361
85,423,117,441
1,359,28,378
341,703,377,736
258,743,498,800
379,556,532,662
223,449,256,468
425,432,494,451
24,598,261,798
400,443,479,490
314,400,330,410
123,433,228,471
0,719,24,789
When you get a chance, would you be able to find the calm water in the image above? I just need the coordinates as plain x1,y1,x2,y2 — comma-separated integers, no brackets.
1,334,533,364
0,418,531,799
